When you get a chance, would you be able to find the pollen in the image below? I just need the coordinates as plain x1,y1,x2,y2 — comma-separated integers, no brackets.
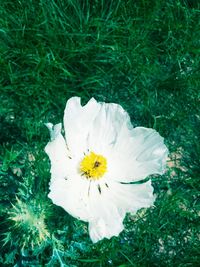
80,152,107,180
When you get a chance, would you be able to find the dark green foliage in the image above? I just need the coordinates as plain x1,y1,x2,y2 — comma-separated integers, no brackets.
0,0,199,266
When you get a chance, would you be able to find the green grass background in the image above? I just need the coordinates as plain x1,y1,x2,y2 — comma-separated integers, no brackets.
0,0,200,266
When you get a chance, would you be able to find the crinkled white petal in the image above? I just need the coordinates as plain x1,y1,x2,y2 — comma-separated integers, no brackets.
89,215,124,243
108,127,168,182
86,102,133,155
63,97,132,156
45,123,69,182
48,176,91,222
87,182,124,242
111,180,155,214
63,97,101,157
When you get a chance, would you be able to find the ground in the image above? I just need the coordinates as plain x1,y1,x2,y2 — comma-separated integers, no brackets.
0,0,200,266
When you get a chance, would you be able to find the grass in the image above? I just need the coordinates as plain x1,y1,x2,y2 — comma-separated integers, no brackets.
0,0,200,266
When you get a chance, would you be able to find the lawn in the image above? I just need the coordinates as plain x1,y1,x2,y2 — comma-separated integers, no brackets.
0,0,200,266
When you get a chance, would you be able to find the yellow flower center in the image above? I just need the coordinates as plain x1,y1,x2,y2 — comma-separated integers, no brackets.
80,152,107,180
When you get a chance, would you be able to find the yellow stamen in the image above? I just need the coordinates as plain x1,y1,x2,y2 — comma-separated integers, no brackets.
80,152,107,180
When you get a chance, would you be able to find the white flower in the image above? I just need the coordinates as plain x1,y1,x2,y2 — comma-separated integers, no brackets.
45,97,168,243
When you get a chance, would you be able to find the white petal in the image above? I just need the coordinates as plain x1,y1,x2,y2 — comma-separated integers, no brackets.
63,97,101,157
89,216,124,243
64,97,132,156
87,102,132,155
48,176,91,222
45,123,69,182
87,183,124,242
108,127,168,182
45,123,62,141
111,180,156,214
